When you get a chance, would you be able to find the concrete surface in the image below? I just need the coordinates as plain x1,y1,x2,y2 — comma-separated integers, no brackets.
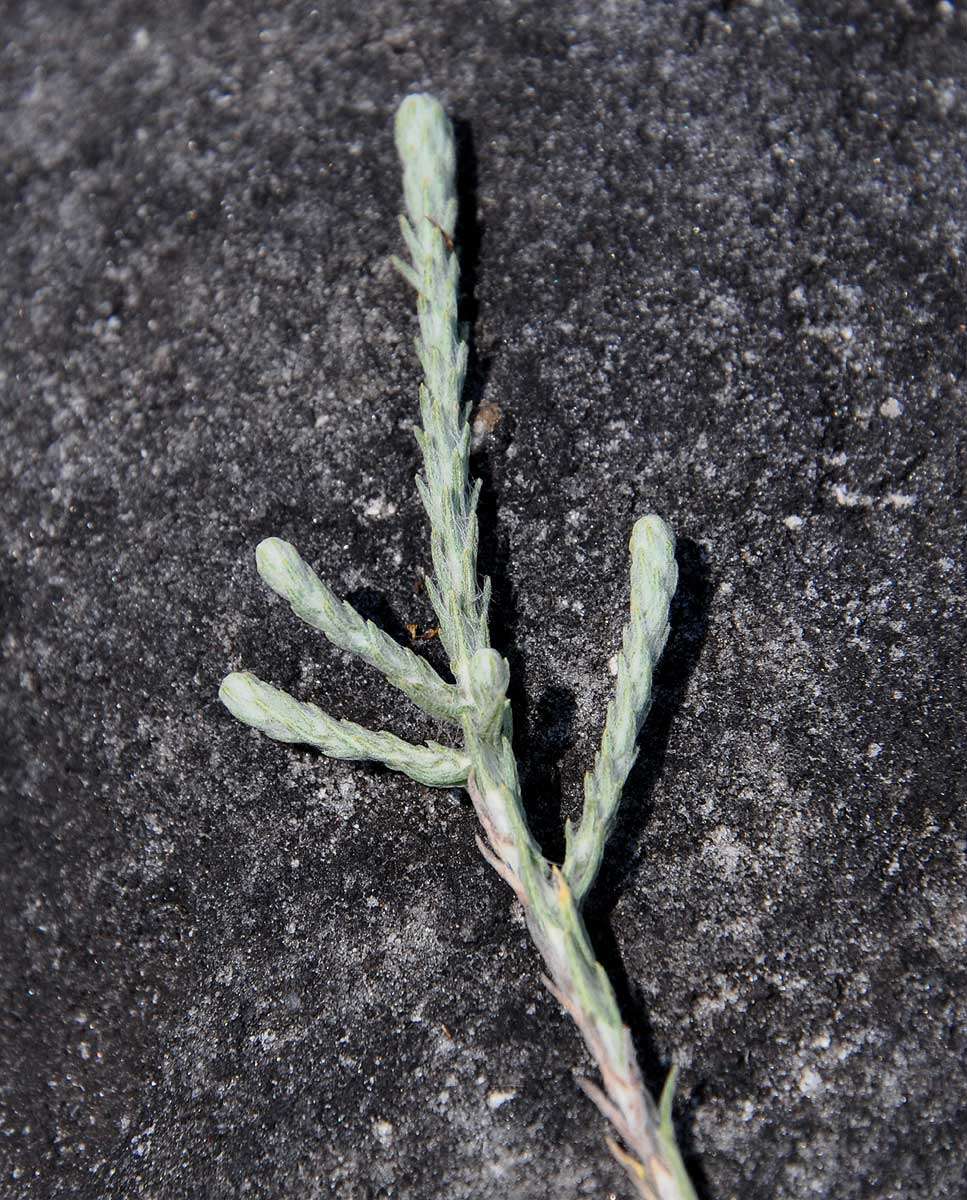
2,2,965,1197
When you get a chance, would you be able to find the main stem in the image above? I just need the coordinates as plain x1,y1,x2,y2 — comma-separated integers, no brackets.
395,95,696,1200
461,659,694,1200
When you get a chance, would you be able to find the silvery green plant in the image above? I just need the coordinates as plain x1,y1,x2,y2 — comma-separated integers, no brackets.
220,94,696,1200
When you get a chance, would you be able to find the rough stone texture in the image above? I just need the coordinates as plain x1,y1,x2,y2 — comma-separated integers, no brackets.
2,2,965,1198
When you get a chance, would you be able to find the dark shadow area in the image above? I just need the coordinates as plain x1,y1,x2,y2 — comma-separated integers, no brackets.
469,446,522,682
452,116,483,340
513,683,579,862
453,114,515,697
344,585,415,653
452,113,509,665
452,113,529,810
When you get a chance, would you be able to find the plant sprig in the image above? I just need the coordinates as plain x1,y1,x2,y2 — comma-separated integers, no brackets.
220,93,696,1200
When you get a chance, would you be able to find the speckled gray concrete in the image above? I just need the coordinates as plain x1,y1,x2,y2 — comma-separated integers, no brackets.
2,2,965,1198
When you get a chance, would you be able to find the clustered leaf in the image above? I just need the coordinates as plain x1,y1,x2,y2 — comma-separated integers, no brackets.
219,671,469,788
219,93,696,1200
564,514,679,904
254,536,463,724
